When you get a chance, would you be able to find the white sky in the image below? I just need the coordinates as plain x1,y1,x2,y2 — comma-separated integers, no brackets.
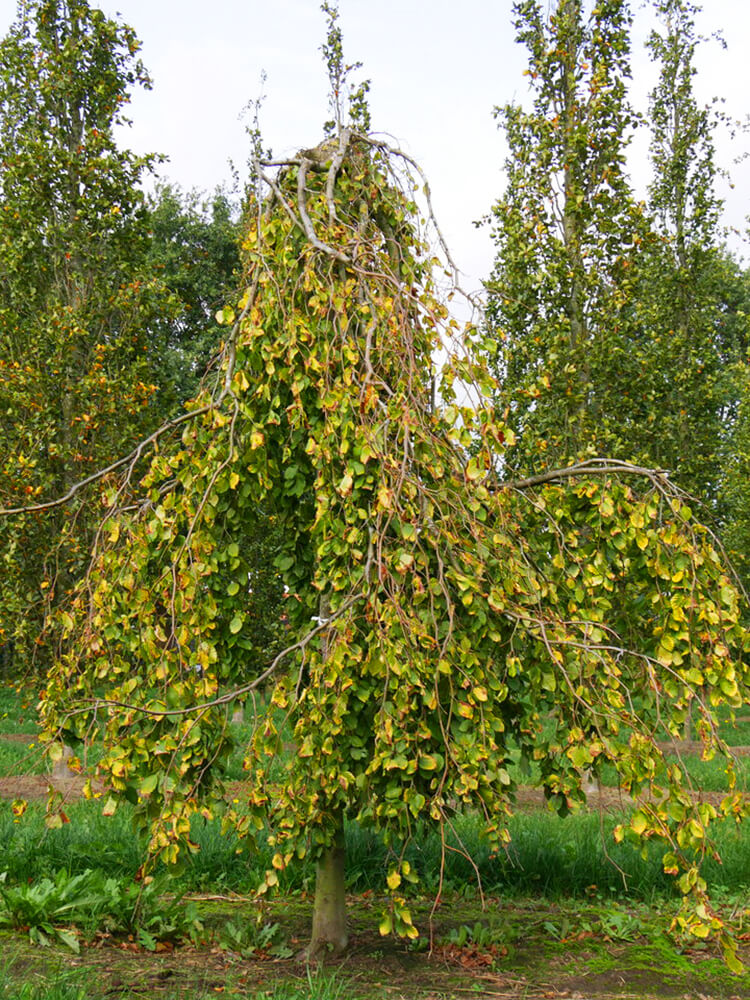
0,0,748,290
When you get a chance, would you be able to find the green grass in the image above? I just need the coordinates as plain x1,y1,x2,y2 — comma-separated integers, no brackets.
0,685,39,736
0,958,348,1000
598,752,750,792
4,796,750,904
0,961,89,1000
257,970,349,1000
1,984,88,1000
0,738,46,776
0,683,46,776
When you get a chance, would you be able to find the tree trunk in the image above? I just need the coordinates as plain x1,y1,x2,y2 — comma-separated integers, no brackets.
307,810,348,957
303,594,348,958
683,698,693,743
51,743,74,781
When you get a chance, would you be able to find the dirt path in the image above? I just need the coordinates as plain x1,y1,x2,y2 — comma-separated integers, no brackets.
0,746,744,812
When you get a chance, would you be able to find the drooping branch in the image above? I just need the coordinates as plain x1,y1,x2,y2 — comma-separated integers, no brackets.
49,589,365,728
505,458,673,491
0,405,215,517
297,157,351,263
0,272,262,519
353,132,483,313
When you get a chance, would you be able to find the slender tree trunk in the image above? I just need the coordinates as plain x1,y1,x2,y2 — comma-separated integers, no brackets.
305,593,348,958
307,808,348,957
682,695,694,743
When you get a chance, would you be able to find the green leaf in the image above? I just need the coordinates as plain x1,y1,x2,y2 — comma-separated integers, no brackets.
465,457,484,482
140,773,159,796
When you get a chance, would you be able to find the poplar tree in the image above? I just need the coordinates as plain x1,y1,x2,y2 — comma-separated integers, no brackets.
486,0,650,476
488,0,745,517
720,267,750,587
0,0,172,665
639,0,737,506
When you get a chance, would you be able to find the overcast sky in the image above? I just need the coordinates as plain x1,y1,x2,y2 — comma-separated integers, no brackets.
0,0,747,290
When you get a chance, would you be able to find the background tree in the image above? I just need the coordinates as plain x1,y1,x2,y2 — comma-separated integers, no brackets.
487,0,749,529
640,1,750,592
0,0,174,668
723,359,750,588
485,0,650,475
637,0,745,509
719,262,750,590
144,183,243,406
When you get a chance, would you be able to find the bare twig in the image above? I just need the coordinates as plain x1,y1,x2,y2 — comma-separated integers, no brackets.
353,132,483,312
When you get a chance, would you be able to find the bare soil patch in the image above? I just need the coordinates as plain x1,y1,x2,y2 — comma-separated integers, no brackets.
4,904,750,1000
0,769,742,812
0,772,93,802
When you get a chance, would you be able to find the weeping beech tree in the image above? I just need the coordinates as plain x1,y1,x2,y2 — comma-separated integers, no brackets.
34,126,748,960
32,25,749,964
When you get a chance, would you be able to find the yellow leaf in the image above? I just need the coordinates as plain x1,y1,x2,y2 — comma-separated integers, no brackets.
377,485,393,509
630,811,648,836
